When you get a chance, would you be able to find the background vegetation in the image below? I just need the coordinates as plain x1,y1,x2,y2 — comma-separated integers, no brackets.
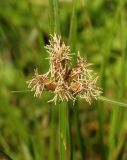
0,0,127,159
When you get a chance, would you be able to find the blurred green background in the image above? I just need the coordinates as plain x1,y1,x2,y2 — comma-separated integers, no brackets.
0,0,127,159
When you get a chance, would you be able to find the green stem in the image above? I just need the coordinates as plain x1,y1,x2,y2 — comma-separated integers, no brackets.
68,0,77,159
97,101,105,160
67,102,74,160
74,102,84,160
48,0,61,159
48,0,60,34
49,106,57,160
68,0,77,52
59,102,67,160
98,96,127,108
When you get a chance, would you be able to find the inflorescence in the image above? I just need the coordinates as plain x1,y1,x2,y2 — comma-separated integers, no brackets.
27,34,102,104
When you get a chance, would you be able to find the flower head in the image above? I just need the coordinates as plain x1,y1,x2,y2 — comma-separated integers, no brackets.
27,34,102,104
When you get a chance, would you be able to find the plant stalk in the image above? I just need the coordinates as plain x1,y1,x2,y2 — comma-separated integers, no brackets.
59,102,67,160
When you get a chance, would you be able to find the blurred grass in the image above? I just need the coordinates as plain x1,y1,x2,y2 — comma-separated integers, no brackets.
0,0,127,160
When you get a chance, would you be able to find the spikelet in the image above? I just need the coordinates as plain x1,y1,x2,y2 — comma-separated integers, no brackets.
27,34,102,104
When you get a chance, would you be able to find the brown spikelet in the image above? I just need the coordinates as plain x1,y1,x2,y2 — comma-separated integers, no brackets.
27,34,102,104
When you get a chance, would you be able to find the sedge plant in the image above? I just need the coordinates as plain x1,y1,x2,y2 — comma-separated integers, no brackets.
26,34,102,160
11,34,127,160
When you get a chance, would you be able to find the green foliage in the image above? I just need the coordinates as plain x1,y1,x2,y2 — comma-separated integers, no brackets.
0,0,127,159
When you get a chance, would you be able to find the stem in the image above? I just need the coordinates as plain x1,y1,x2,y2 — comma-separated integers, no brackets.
48,0,61,159
48,0,60,34
49,106,57,160
98,96,127,108
68,0,77,52
68,0,77,159
97,101,105,159
74,102,84,160
67,102,73,160
59,102,67,160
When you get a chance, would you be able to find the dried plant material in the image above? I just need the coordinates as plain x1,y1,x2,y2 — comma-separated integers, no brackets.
27,34,102,104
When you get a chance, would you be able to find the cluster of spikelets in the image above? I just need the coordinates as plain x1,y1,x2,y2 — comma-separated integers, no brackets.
27,34,102,104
